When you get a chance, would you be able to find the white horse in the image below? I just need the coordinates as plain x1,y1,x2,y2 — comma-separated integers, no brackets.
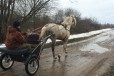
40,16,76,59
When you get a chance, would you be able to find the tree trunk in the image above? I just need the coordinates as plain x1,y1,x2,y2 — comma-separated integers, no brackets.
7,0,15,26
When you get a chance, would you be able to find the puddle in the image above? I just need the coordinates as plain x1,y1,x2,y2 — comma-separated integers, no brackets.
38,54,92,76
95,35,110,43
80,43,108,54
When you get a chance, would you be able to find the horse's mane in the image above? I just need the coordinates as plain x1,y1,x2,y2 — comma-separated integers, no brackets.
62,16,73,25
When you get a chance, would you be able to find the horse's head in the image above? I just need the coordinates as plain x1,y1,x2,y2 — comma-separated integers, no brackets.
62,15,76,27
71,15,77,26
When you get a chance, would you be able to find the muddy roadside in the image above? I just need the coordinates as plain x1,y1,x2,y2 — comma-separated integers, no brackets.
40,31,114,76
94,34,114,76
0,30,114,76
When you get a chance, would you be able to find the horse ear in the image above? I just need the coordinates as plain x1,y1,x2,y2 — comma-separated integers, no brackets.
72,16,77,26
71,15,74,18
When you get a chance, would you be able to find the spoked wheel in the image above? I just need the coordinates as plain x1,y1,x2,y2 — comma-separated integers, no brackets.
25,57,39,75
0,54,14,70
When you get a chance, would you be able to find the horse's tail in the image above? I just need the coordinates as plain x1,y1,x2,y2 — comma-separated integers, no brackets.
39,26,47,40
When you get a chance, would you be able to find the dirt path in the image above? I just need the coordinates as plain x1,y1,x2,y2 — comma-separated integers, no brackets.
0,29,114,76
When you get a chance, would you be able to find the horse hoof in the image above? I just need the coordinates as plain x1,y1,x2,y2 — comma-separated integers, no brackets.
65,52,68,56
65,54,68,58
58,55,61,60
53,57,57,60
65,52,68,54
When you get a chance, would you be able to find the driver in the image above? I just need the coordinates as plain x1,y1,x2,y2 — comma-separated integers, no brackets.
5,21,31,50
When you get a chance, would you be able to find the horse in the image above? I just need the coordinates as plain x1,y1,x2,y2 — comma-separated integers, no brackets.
39,16,77,60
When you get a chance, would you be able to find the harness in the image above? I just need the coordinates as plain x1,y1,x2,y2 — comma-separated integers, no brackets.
61,24,70,32
61,24,70,40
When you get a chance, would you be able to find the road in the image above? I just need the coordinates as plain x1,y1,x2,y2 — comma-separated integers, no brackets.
1,29,114,76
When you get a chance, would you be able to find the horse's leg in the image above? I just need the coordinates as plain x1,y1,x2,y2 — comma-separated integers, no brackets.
51,38,57,60
57,41,68,59
61,41,68,59
63,41,68,55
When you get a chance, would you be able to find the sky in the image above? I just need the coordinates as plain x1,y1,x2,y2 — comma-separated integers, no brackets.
57,0,114,24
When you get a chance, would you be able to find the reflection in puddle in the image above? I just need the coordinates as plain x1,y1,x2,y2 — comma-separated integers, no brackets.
80,43,108,54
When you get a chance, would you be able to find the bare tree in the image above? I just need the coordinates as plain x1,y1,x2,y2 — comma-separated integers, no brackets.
64,8,80,17
52,8,80,24
52,9,64,23
0,0,15,42
0,0,54,42
15,0,53,25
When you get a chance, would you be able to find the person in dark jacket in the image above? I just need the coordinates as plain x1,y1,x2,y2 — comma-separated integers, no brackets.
5,21,31,50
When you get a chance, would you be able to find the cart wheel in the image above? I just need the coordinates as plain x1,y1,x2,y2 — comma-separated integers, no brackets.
0,54,14,70
25,57,39,75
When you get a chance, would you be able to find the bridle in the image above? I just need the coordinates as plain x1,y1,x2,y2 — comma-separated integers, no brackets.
61,16,75,32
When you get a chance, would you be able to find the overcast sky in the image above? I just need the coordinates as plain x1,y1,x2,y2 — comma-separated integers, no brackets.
57,0,114,24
